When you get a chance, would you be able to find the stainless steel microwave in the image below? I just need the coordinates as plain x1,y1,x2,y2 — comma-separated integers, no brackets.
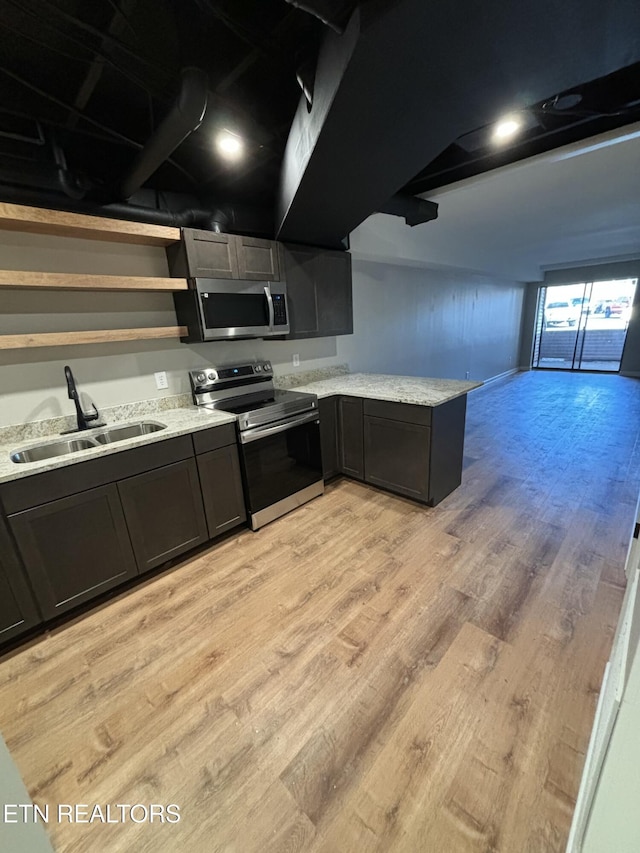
173,278,290,341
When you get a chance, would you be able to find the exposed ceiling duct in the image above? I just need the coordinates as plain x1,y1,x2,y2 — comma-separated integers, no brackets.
117,67,209,200
276,0,640,248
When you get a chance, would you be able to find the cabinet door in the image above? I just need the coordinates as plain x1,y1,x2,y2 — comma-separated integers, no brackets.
9,485,138,620
282,243,353,339
0,514,41,643
184,230,238,279
319,397,340,479
118,458,208,573
316,250,353,336
338,397,364,479
429,395,467,506
197,445,247,537
236,237,281,281
281,244,319,336
364,415,430,502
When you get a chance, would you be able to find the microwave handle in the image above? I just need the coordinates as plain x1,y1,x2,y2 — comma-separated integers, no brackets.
264,285,275,330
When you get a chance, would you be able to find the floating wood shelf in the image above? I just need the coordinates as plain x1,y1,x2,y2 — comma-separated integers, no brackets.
0,270,188,292
0,327,188,350
0,203,180,246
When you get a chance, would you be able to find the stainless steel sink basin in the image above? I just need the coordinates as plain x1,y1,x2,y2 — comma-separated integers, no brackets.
10,437,99,464
92,421,166,444
10,421,167,463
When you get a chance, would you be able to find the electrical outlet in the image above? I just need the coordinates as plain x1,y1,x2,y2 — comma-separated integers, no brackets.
293,353,300,367
154,371,168,390
465,370,470,379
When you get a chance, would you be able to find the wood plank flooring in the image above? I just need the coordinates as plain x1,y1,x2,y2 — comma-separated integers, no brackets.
1,370,640,853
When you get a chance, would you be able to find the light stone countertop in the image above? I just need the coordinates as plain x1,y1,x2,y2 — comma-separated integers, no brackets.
0,406,236,485
0,372,482,486
288,373,483,405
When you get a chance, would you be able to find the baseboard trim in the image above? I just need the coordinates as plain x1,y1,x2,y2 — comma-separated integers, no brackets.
469,367,521,392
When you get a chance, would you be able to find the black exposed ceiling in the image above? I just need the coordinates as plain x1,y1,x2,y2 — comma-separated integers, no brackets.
0,0,639,242
0,0,322,221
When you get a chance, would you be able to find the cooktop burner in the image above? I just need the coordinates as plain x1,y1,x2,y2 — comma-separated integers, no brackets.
219,389,312,416
189,362,318,431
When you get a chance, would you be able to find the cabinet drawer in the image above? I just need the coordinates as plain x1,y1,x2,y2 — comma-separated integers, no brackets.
1,435,194,514
192,423,237,455
363,399,432,426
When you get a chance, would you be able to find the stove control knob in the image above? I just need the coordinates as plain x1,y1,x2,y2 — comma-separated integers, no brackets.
195,372,206,385
254,364,262,372
263,362,272,372
207,372,216,381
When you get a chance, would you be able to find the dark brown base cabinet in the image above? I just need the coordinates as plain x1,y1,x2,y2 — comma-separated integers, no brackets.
0,425,247,643
8,484,138,620
197,447,246,536
0,514,41,642
193,422,247,537
338,396,364,479
364,415,430,502
318,397,340,479
320,395,467,507
118,458,208,573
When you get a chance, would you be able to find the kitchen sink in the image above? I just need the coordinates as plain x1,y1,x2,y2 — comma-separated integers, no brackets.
10,437,99,464
10,421,167,463
92,421,166,444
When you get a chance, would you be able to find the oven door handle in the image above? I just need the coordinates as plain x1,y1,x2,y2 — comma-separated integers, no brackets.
264,285,275,330
239,410,319,444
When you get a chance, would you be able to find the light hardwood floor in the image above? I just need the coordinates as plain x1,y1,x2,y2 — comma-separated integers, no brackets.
1,370,640,853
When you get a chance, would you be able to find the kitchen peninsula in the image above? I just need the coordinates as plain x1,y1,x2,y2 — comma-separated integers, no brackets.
288,372,482,507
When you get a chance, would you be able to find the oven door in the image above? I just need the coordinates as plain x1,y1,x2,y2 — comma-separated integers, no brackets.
238,410,323,529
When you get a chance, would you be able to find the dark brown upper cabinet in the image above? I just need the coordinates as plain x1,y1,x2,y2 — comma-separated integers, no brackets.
235,236,280,281
167,229,281,281
279,243,353,339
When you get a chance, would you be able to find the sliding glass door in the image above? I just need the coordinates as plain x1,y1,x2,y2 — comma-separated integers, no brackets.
533,278,637,372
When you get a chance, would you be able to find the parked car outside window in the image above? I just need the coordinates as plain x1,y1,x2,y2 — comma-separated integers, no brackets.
592,299,623,318
544,300,580,327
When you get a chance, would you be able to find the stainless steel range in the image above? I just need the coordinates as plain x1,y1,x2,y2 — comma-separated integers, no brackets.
190,361,323,530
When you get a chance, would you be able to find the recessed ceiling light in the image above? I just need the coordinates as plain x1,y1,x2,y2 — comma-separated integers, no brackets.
216,130,244,160
492,117,522,143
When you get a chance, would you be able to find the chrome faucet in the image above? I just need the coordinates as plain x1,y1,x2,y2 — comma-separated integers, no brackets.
64,365,102,431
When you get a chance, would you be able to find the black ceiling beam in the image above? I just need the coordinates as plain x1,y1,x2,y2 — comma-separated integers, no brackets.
68,0,139,130
379,194,438,227
118,67,208,199
276,0,640,247
284,0,358,34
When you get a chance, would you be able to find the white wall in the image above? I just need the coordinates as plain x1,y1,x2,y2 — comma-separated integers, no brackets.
342,214,526,380
338,258,524,380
